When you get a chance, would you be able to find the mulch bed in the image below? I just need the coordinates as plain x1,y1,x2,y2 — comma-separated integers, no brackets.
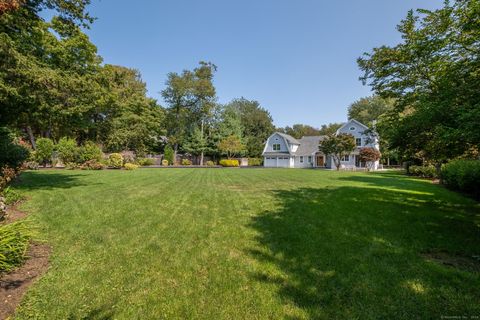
0,205,51,320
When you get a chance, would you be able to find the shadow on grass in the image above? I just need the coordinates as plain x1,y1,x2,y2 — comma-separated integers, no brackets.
13,171,101,191
67,305,115,320
248,181,480,318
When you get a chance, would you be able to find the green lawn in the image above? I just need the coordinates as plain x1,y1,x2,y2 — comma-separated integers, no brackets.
12,169,480,319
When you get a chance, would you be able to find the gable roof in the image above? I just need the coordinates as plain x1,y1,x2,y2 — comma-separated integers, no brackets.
276,132,301,145
336,119,369,134
294,136,326,155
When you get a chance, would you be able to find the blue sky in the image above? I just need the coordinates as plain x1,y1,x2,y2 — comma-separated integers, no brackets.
81,0,442,127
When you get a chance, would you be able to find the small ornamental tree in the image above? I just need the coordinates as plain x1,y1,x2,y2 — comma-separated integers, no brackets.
218,135,244,159
36,138,55,167
319,133,356,170
359,147,381,171
164,145,174,165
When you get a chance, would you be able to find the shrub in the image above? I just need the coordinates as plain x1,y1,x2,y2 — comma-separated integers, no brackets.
248,158,263,166
78,141,102,163
137,158,155,166
80,160,105,170
124,163,139,170
162,159,169,166
0,167,17,190
35,138,55,166
0,127,29,169
3,186,24,205
108,153,124,168
23,161,39,170
121,151,136,164
219,159,239,167
0,221,32,272
409,165,437,178
164,145,174,165
56,137,78,164
181,159,192,166
206,160,215,166
64,162,80,170
441,160,480,198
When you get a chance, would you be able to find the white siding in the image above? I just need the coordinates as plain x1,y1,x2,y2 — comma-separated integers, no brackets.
264,133,290,153
294,155,313,168
337,120,378,149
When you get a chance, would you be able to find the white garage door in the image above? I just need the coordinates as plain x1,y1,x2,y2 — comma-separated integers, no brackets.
264,157,277,167
264,156,290,167
277,157,289,167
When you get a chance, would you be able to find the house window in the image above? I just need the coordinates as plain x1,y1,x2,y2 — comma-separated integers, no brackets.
308,156,312,163
341,155,350,162
300,156,304,163
356,138,362,146
350,127,355,131
273,143,280,151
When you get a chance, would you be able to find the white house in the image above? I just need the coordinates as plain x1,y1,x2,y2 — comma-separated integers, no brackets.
262,119,380,169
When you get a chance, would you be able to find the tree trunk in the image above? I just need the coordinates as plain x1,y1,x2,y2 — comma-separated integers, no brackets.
335,158,340,171
26,126,36,150
199,119,204,166
174,143,178,165
435,162,442,181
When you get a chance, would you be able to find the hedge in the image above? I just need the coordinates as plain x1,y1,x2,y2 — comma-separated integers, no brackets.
441,160,480,199
248,158,263,166
408,165,437,178
219,159,239,167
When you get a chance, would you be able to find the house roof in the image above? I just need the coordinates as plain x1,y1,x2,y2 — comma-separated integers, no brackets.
336,119,369,134
294,136,326,156
276,132,301,145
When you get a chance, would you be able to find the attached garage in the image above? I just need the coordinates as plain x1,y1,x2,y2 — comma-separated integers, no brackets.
263,156,291,168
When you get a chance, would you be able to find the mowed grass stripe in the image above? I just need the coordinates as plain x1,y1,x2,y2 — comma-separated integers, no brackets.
10,169,480,319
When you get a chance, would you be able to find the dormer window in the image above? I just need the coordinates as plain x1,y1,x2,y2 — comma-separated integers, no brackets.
350,127,355,131
273,143,281,151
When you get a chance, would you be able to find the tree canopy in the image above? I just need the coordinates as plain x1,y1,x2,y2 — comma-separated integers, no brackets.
348,96,394,127
358,0,480,164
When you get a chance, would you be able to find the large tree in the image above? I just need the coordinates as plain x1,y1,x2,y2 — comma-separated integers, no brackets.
225,98,275,157
348,96,394,127
358,0,480,166
161,62,217,164
0,2,100,146
278,124,320,139
318,123,343,135
95,65,165,154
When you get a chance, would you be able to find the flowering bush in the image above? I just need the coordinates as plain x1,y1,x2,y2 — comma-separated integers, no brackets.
162,159,169,166
206,160,215,166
